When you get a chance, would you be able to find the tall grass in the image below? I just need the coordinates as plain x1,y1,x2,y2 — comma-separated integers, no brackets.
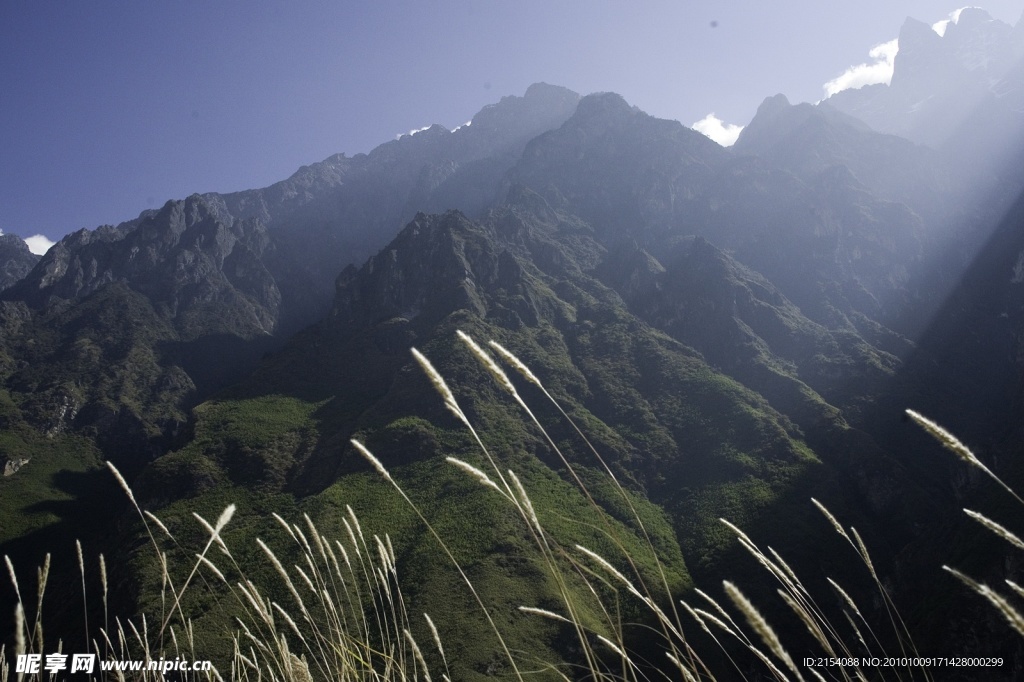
2,339,1019,680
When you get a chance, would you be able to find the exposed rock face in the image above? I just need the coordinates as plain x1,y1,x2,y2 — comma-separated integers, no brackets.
513,92,924,330
738,94,955,225
199,83,582,328
2,456,29,477
4,55,1024,676
10,195,281,339
0,85,583,450
0,235,40,291
823,10,1024,153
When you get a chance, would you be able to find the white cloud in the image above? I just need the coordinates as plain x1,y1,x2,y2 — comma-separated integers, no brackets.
395,125,432,140
691,113,743,146
950,7,971,23
933,7,974,36
25,234,56,255
823,38,899,97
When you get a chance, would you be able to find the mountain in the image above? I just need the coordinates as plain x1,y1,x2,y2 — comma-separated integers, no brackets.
2,29,1024,677
0,84,580,458
823,9,1024,152
106,93,948,675
0,234,39,290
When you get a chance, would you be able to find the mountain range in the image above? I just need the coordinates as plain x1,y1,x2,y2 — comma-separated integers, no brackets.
2,11,1023,680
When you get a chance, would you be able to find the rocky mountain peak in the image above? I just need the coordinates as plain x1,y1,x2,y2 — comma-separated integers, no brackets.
471,82,579,130
0,234,39,291
823,8,1023,150
890,17,961,97
332,210,497,331
572,91,636,126
4,193,280,338
754,93,792,119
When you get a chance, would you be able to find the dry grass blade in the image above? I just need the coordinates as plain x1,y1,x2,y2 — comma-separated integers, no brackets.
849,528,876,579
5,555,22,605
404,629,432,682
595,633,626,659
1006,579,1024,600
351,439,394,484
457,330,519,398
963,509,1024,551
944,566,1024,637
14,603,25,682
723,581,803,681
445,457,509,499
351,438,525,682
906,409,1024,505
777,589,834,657
411,346,468,426
77,540,89,650
811,498,851,544
488,339,543,388
665,652,701,682
424,612,449,673
518,606,572,624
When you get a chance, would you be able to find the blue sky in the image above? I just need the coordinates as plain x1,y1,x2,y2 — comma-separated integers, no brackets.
2,1,1021,252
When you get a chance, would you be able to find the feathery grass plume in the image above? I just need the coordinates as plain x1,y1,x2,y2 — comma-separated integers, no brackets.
827,578,862,619
294,564,318,597
1007,579,1024,601
158,504,235,641
457,329,519,397
404,629,432,682
842,609,871,659
849,528,876,579
14,603,25,682
144,510,175,541
719,518,758,550
944,566,1024,637
777,589,834,657
99,554,109,637
683,599,764,678
963,509,1024,551
518,606,574,625
413,342,516,497
424,612,449,676
106,460,137,506
845,525,919,663
666,652,701,682
76,539,89,650
5,555,22,606
488,339,543,388
696,588,750,646
476,334,693,650
34,553,50,635
271,601,304,640
352,439,525,682
723,580,803,681
351,438,395,484
508,470,541,533
811,498,851,544
595,633,626,659
411,346,468,425
574,544,632,591
445,456,509,499
288,653,313,682
256,539,307,617
906,409,1024,505
272,512,300,544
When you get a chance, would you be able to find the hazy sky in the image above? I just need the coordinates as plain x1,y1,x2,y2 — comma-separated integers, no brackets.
2,1,1021,251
